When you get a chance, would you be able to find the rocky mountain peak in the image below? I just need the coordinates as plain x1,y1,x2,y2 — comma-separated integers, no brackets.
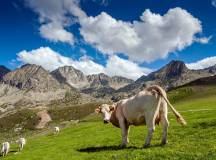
160,60,188,79
3,64,62,91
109,76,134,89
204,64,216,74
0,65,10,80
87,73,110,88
162,61,188,78
51,66,89,89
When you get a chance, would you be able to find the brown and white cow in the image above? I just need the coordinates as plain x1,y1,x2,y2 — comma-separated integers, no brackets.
95,85,186,148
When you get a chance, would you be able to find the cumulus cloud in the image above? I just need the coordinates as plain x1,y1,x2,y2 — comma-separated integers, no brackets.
105,55,152,80
17,47,150,80
25,0,209,62
17,47,105,74
25,0,86,45
39,23,74,44
80,8,205,62
186,56,216,70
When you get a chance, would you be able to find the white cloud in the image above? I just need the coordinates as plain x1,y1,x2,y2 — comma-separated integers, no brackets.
212,0,216,7
194,36,212,44
105,55,152,80
25,0,86,45
39,23,74,45
26,0,208,62
73,56,105,75
186,56,216,70
17,47,151,80
17,47,104,75
80,12,141,55
80,8,204,62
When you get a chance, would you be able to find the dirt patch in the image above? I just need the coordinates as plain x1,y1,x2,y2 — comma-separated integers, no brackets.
36,110,52,129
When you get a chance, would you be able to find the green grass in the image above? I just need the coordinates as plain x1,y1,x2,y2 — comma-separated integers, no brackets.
0,109,39,132
1,84,216,159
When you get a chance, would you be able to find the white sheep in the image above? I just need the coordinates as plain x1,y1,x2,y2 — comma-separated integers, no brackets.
54,126,60,134
16,138,26,151
1,142,10,156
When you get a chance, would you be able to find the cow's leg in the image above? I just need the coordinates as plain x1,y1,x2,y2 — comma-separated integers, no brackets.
119,118,128,148
144,124,155,148
127,126,130,143
144,100,162,149
144,109,159,148
160,103,169,145
20,144,23,151
161,116,169,145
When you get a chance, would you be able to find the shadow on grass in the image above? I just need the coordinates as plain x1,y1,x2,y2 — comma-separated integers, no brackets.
78,144,166,153
77,145,139,152
0,150,17,157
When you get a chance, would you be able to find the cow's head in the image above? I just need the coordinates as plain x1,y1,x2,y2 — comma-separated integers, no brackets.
95,104,115,124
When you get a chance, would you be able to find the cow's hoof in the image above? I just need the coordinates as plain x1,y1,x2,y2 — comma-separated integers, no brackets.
119,144,126,149
143,144,150,148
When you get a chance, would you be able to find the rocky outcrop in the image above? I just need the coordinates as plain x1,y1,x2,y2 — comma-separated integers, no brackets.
3,64,63,91
51,66,89,89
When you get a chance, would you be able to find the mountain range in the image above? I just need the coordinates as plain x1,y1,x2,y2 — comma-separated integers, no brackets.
1,60,216,111
111,60,216,101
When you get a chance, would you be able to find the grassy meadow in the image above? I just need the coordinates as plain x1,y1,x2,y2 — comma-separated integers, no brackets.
1,85,216,160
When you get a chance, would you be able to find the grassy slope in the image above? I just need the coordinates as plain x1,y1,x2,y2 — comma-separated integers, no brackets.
2,84,216,160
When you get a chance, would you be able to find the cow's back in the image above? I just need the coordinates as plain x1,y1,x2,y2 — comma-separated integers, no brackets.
121,92,159,125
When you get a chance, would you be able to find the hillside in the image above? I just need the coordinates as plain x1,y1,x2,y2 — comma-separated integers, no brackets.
1,83,216,159
115,60,216,99
0,64,95,115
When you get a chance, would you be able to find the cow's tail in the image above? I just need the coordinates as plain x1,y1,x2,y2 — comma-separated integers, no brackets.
146,85,187,126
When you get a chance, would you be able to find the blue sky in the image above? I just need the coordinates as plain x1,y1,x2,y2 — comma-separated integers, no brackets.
0,0,216,80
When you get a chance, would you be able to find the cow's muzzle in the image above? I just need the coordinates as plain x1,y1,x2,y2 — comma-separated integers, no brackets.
104,120,109,124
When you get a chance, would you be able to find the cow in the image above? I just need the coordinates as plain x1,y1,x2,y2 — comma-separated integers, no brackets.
16,138,26,151
95,85,186,148
54,126,60,134
1,142,10,156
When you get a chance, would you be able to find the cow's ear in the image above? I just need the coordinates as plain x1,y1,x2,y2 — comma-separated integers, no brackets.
109,105,115,112
95,107,101,113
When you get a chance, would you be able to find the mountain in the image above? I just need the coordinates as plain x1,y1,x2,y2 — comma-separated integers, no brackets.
3,64,64,91
109,76,134,89
0,65,10,80
181,75,216,86
51,66,89,89
51,66,134,96
116,60,216,97
86,73,133,89
203,64,216,74
0,64,98,115
81,73,134,97
86,73,109,88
